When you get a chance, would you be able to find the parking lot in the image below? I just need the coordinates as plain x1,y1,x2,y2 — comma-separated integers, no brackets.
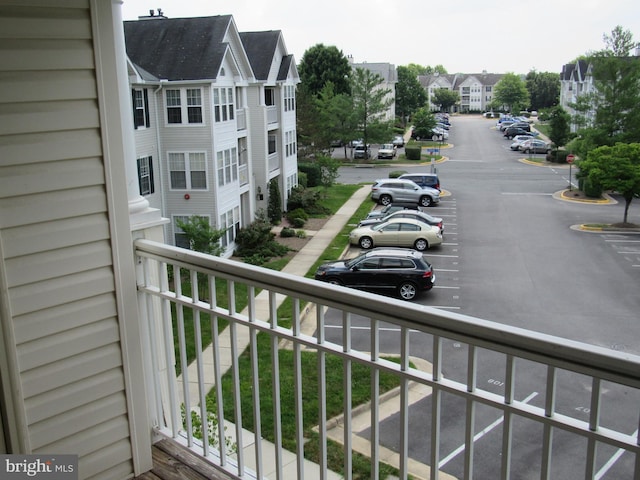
321,115,640,478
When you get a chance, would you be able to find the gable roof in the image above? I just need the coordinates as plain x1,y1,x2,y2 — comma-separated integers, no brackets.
240,31,280,81
123,15,235,81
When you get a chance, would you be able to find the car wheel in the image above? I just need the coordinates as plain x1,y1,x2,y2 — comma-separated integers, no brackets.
397,282,417,301
379,195,392,206
419,196,432,207
359,236,373,249
327,277,343,286
432,135,439,141
414,238,428,251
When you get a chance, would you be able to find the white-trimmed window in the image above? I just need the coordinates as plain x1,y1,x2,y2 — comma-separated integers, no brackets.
285,130,296,157
132,88,150,128
137,156,154,195
213,87,235,122
220,207,240,248
265,87,275,106
216,147,238,186
169,152,207,190
286,172,298,195
166,88,203,124
284,85,295,112
173,215,191,248
268,134,277,155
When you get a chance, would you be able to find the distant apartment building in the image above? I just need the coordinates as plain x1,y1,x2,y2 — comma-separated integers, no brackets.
349,57,398,121
559,60,598,132
124,13,299,255
418,72,503,113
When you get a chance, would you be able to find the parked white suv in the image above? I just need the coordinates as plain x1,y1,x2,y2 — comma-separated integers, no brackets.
370,179,440,207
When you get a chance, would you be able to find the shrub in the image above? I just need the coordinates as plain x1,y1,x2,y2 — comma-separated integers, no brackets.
287,207,309,223
234,210,290,264
405,146,422,160
295,230,307,238
291,217,306,228
298,163,322,187
280,227,296,238
267,178,282,224
389,170,407,178
583,177,602,198
287,186,331,215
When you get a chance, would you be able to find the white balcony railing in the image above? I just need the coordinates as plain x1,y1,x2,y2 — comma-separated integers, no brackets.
268,153,279,173
236,108,247,131
238,163,248,186
267,105,277,125
135,239,640,480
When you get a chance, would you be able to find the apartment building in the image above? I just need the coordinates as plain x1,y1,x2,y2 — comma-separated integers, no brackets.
124,13,299,255
418,71,503,113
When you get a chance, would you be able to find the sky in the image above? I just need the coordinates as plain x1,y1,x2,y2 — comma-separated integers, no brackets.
120,0,640,74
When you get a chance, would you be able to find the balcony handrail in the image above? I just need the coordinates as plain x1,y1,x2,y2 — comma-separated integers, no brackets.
134,239,640,388
134,238,640,478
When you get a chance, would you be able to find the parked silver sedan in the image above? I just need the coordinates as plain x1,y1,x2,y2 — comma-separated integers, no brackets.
349,218,443,251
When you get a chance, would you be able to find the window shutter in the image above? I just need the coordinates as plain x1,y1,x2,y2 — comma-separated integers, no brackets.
148,156,154,194
136,158,143,193
143,89,150,127
131,89,138,129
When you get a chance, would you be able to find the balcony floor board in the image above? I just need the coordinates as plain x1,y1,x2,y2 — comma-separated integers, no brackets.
135,439,233,480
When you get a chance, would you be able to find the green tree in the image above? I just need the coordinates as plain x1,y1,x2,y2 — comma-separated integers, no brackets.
176,216,225,256
410,107,437,140
547,106,571,149
315,155,340,188
267,178,282,224
316,82,357,156
576,143,640,224
493,73,530,113
570,26,640,156
525,71,560,111
351,67,393,154
298,44,351,96
603,25,636,56
295,84,321,158
432,88,459,113
395,66,427,127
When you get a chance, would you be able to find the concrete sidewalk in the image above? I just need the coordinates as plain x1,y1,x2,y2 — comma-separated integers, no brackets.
177,185,371,479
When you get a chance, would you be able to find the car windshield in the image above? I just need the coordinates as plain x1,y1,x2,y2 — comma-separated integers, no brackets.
344,253,367,268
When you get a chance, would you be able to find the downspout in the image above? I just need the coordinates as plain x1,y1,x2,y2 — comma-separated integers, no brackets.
154,80,167,238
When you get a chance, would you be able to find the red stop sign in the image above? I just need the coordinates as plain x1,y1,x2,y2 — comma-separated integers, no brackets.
567,154,575,164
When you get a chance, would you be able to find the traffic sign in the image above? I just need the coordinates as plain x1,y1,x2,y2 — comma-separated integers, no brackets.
567,154,575,164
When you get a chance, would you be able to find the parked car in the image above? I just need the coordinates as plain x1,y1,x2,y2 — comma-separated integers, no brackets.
510,134,535,150
398,173,441,191
358,209,444,232
370,179,440,207
314,247,435,300
520,139,551,154
377,143,396,159
365,204,419,219
354,144,371,159
349,218,443,251
392,135,405,147
503,127,531,139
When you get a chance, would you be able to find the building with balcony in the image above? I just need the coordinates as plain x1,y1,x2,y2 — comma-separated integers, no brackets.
418,72,503,113
1,3,639,480
124,13,299,255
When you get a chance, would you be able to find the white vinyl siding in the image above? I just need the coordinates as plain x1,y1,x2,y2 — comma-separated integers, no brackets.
0,4,136,477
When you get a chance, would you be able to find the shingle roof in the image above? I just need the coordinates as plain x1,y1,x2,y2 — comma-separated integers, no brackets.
123,15,233,81
239,31,281,81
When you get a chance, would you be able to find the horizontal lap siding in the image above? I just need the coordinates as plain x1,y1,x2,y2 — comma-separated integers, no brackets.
0,3,134,478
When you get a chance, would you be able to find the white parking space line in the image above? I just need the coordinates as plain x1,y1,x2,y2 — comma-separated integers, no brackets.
433,285,460,289
605,239,640,242
439,392,539,467
596,429,639,480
